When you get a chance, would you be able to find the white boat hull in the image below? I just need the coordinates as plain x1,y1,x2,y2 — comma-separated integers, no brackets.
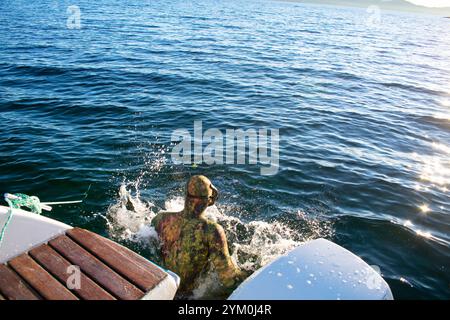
229,238,393,300
0,205,71,264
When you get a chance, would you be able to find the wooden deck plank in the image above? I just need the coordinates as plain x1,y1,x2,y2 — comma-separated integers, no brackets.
29,244,116,300
49,235,143,300
67,228,167,291
9,254,78,300
0,264,40,300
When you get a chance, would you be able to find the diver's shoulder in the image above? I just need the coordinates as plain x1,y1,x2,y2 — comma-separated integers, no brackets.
203,219,226,235
160,210,179,216
203,218,219,227
152,211,179,226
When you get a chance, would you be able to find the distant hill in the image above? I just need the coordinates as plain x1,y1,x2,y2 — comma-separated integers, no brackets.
282,0,450,16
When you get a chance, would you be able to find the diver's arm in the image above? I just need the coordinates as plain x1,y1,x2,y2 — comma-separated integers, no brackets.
208,223,247,289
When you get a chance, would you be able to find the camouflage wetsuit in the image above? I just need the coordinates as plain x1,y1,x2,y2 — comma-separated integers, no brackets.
152,175,246,297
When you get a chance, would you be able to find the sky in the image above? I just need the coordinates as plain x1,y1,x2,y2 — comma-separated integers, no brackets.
406,0,450,7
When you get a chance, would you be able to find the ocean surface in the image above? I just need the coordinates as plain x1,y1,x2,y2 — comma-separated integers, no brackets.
0,0,449,299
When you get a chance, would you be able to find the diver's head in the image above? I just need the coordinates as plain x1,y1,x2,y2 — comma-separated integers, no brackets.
184,175,218,217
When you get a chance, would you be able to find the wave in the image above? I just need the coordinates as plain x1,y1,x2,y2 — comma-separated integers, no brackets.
376,81,449,97
417,115,450,132
3,64,70,77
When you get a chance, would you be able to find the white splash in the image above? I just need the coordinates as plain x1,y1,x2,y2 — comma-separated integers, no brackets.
106,186,334,297
107,187,333,270
106,184,159,247
162,196,333,272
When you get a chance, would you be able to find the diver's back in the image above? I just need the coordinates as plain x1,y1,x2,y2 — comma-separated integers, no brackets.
156,213,210,292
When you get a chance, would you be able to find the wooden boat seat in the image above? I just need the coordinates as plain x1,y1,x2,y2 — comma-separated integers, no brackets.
0,228,168,300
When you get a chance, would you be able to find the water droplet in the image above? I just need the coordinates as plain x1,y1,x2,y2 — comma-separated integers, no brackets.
399,277,413,287
277,272,283,277
403,220,413,228
287,284,293,289
307,280,312,285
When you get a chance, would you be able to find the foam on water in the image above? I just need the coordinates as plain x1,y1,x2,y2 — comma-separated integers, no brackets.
106,184,159,249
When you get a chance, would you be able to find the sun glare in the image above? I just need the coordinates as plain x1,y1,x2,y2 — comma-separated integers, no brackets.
419,204,430,213
406,0,450,8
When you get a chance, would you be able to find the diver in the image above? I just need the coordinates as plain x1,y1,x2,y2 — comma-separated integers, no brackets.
151,175,247,298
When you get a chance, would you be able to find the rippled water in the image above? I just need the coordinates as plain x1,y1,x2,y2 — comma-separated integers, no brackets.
0,0,449,299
